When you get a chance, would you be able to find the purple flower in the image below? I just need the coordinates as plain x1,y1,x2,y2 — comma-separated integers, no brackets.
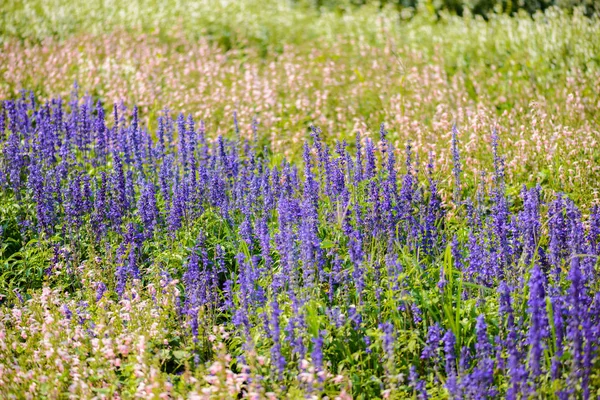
527,264,549,383
268,299,286,377
177,113,188,171
92,172,108,238
311,330,325,373
64,173,84,228
354,132,363,182
411,302,423,325
451,125,461,203
466,315,496,398
286,297,307,360
109,152,128,227
348,305,362,330
95,282,107,302
409,365,429,400
168,179,185,233
27,160,54,233
466,230,485,284
348,230,365,299
566,255,588,389
61,304,73,320
5,132,24,195
138,181,159,237
422,323,443,360
443,330,460,398
518,185,541,265
588,204,600,255
451,235,462,271
549,287,565,380
548,194,569,278
257,218,272,270
380,321,395,361
159,154,174,204
364,137,376,181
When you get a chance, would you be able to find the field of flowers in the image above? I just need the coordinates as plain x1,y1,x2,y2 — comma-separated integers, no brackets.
1,1,600,399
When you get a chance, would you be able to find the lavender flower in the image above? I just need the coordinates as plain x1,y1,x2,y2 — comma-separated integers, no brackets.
380,321,395,362
466,315,496,398
421,323,443,360
527,264,549,383
311,330,325,375
409,365,429,400
443,330,460,398
268,299,286,377
451,125,461,203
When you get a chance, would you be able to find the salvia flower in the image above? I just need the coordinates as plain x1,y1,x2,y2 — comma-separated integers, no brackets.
527,264,549,383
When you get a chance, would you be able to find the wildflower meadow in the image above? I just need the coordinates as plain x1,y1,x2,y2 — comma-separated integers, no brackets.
1,1,599,399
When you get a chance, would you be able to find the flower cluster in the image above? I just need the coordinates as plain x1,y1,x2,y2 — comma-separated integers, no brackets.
0,92,599,398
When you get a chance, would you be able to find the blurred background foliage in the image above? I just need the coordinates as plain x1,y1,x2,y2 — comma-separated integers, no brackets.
1,0,598,48
305,0,599,17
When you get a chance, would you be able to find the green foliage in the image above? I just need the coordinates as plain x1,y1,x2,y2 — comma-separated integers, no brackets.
1,0,598,49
